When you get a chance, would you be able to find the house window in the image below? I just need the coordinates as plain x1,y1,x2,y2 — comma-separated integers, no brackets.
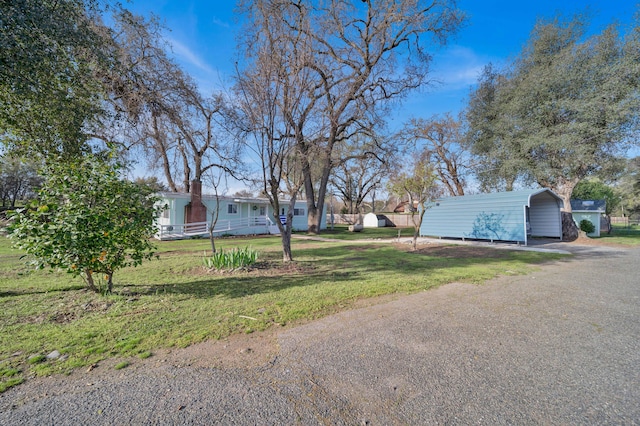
162,205,170,219
227,203,238,214
259,206,266,216
293,208,305,216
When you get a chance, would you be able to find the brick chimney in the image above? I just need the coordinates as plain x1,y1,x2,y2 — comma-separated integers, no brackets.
185,179,207,223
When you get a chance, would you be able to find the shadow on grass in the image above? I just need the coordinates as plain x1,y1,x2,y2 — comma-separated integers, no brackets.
115,244,568,300
0,243,575,300
118,266,356,299
0,284,87,297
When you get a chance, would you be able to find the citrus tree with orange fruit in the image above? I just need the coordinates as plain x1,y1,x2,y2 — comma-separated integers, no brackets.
8,156,162,293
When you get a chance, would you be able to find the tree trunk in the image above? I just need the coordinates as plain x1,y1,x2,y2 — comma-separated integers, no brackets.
410,208,427,251
562,211,579,241
275,208,294,262
84,269,98,292
304,173,320,234
280,231,293,262
303,150,331,235
209,230,217,254
557,187,574,212
208,195,220,254
552,179,580,241
307,204,320,234
272,191,295,262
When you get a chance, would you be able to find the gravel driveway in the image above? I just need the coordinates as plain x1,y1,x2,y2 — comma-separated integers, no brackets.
1,242,639,425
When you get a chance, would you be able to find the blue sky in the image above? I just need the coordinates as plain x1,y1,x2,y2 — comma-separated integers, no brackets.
125,0,638,126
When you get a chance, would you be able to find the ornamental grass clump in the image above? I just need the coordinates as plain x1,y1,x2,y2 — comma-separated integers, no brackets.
203,247,258,271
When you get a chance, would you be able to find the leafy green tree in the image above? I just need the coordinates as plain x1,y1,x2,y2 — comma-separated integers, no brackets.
616,156,640,218
0,0,111,159
8,156,161,293
466,12,640,210
0,156,42,208
571,179,619,216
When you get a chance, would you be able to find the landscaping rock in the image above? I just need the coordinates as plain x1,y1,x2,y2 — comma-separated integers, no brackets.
46,351,60,360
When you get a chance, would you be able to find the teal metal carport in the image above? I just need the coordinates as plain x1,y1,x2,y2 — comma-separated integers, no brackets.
420,189,563,245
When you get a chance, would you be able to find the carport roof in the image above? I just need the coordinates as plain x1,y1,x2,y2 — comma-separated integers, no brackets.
429,188,563,207
421,188,563,245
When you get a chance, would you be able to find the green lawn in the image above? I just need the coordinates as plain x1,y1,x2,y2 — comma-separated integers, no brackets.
310,224,412,240
0,232,563,392
594,224,640,245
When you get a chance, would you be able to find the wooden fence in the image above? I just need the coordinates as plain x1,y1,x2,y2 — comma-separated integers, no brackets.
327,213,415,228
610,217,640,226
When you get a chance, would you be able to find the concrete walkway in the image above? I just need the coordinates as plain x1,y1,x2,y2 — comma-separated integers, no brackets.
1,244,638,425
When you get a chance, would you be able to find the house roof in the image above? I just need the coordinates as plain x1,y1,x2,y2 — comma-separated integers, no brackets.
570,199,606,213
393,200,419,213
157,191,297,204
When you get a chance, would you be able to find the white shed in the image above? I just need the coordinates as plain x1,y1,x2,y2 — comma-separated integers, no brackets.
363,212,386,228
570,199,606,237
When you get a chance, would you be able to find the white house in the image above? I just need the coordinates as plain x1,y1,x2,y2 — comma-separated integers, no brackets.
154,181,325,240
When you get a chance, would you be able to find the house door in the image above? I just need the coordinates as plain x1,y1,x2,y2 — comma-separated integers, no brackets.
252,205,267,225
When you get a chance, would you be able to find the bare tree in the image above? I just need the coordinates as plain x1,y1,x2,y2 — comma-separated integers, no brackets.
330,153,388,215
204,171,225,254
387,153,441,250
404,113,470,196
235,0,316,261
233,189,255,198
99,11,242,193
238,0,465,234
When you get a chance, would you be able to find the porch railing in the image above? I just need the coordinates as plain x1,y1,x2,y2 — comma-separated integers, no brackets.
156,216,273,240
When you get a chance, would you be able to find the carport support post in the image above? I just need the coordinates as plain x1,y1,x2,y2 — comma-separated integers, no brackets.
523,205,528,246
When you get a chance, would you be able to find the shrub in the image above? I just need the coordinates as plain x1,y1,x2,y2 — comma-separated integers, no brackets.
8,156,161,293
203,247,259,271
579,219,595,234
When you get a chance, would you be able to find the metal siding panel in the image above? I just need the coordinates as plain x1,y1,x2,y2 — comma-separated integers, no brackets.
529,192,562,238
573,212,600,237
421,191,530,242
420,189,562,243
